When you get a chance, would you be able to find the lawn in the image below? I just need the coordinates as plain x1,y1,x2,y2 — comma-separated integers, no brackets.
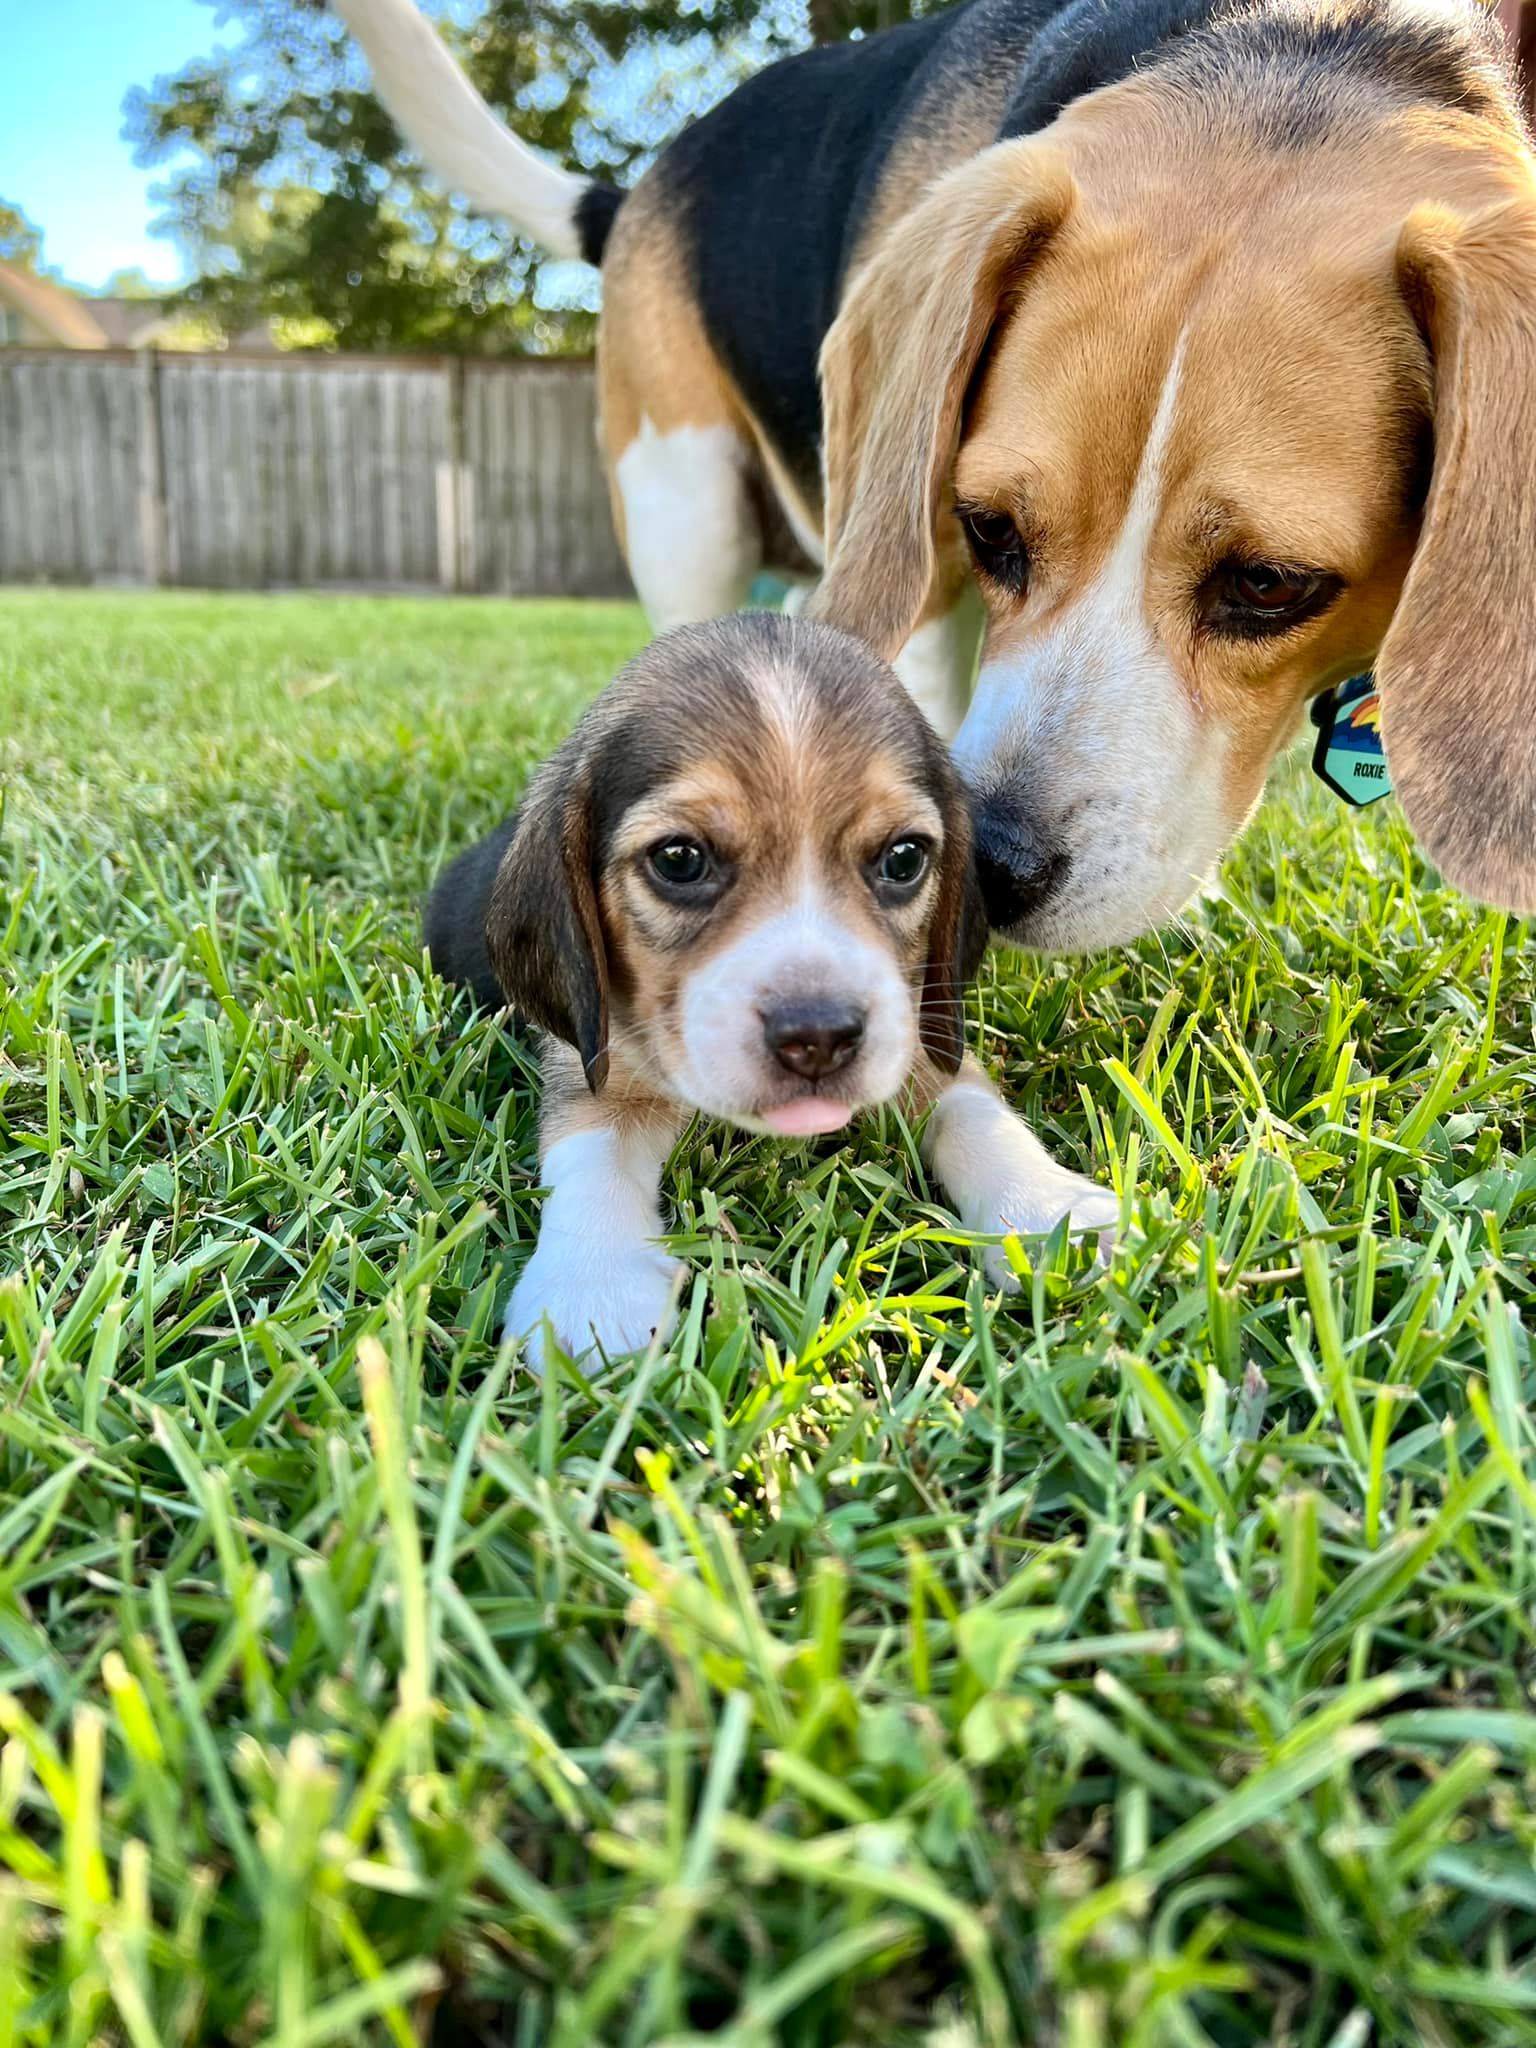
1,586,1533,2048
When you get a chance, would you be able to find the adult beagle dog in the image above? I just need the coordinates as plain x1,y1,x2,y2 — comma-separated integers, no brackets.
338,0,1536,949
426,614,1114,1362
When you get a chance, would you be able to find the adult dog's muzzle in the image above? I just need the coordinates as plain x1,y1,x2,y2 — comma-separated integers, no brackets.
971,792,1070,933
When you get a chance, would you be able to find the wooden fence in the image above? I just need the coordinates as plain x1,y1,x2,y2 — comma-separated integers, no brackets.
0,348,631,598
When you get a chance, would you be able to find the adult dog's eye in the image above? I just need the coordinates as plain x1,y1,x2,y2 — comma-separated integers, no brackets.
874,836,931,892
1232,564,1319,612
958,504,1029,594
648,838,712,889
1207,560,1339,638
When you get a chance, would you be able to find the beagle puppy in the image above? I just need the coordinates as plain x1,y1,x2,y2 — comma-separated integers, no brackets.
425,615,1113,1363
338,0,1536,940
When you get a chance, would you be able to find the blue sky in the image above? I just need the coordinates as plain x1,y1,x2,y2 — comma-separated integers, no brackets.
0,1,225,289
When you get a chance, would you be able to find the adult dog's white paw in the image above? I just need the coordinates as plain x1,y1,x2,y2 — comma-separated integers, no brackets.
971,1166,1119,1289
504,1235,683,1371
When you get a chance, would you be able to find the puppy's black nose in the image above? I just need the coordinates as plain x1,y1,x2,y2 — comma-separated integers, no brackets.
762,1000,866,1080
973,798,1069,930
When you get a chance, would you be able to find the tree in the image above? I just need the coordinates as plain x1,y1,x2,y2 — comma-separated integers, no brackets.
808,0,926,39
128,0,937,355
129,0,771,353
0,198,43,272
97,268,165,300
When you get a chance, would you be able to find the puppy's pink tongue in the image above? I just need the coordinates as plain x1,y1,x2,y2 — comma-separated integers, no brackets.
760,1098,854,1137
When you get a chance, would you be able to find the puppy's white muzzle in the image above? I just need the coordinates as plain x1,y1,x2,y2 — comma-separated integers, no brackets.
671,889,915,1131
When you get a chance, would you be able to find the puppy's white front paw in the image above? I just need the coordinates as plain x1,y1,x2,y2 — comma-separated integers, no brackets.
505,1235,683,1370
972,1167,1118,1288
927,1080,1117,1293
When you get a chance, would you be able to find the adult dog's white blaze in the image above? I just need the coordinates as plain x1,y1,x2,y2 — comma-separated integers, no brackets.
953,332,1234,950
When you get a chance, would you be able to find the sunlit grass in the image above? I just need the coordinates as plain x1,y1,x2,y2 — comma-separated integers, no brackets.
1,586,1533,2045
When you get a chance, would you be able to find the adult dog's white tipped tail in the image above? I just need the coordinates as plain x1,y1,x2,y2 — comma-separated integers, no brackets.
331,0,589,260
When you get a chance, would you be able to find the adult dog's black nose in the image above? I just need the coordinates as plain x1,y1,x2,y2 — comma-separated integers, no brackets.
973,798,1069,929
762,1000,866,1080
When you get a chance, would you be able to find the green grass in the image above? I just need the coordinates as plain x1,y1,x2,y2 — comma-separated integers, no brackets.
1,585,1534,2048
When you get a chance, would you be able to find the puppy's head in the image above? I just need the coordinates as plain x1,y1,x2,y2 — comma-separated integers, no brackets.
815,38,1536,944
487,614,984,1132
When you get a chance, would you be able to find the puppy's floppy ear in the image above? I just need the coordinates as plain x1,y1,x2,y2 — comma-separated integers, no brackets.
1378,196,1536,912
811,140,1075,662
921,775,990,1076
486,743,610,1090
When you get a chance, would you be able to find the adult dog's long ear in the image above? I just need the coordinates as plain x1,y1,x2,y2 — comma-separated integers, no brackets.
921,774,990,1076
812,140,1075,662
486,744,610,1090
1378,197,1536,912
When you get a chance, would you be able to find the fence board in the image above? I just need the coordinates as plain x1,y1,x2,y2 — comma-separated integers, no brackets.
0,347,630,599
461,359,626,600
0,355,143,584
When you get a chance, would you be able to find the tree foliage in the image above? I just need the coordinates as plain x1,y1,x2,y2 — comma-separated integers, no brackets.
0,198,44,273
128,0,935,355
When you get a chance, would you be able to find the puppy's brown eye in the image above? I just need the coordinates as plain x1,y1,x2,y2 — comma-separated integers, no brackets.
874,837,930,892
958,503,1028,595
648,838,712,889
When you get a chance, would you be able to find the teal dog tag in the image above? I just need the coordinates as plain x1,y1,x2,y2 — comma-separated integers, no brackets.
1310,673,1391,807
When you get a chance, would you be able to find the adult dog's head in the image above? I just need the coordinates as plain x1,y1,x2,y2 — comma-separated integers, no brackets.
484,613,984,1132
815,8,1536,948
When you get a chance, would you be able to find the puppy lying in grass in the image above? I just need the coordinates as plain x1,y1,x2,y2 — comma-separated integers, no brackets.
427,614,1113,1364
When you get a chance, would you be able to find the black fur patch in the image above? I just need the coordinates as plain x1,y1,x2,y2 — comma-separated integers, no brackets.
655,12,962,497
1145,1,1515,151
424,815,519,1009
643,0,1515,494
996,0,1220,137
575,184,624,267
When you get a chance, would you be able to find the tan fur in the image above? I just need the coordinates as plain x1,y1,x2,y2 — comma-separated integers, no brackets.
594,718,951,1106
596,199,749,549
481,621,983,1154
845,71,1024,283
812,142,1076,659
600,188,822,566
538,1038,675,1160
1379,195,1536,909
812,80,1536,910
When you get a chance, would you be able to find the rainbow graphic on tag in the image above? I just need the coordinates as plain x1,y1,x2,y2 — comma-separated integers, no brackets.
1310,673,1392,808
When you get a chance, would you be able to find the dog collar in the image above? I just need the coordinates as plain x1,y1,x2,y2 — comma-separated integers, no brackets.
1310,673,1391,808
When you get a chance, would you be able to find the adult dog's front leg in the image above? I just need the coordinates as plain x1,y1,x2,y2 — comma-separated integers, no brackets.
506,1049,685,1368
924,1056,1117,1287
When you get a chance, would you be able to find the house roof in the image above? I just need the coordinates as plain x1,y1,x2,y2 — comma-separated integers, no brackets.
89,295,170,347
0,263,111,348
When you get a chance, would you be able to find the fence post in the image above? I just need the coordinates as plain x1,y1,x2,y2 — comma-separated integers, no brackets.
136,348,168,586
436,357,459,592
453,357,476,593
435,356,477,594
